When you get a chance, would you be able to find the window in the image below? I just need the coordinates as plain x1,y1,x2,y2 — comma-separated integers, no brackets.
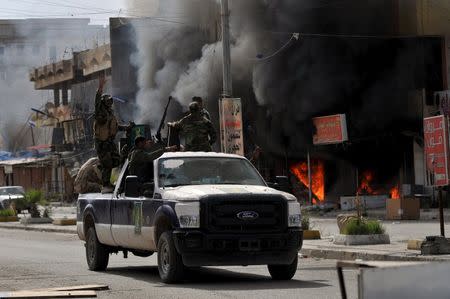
0,47,4,56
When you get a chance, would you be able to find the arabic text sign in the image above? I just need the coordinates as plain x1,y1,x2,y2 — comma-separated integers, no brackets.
313,114,348,145
424,115,450,186
219,98,244,156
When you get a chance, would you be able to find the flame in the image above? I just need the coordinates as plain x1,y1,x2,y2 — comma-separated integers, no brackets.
290,161,325,204
390,185,400,199
358,170,377,195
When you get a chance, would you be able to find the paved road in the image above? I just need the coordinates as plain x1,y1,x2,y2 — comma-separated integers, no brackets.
0,229,357,299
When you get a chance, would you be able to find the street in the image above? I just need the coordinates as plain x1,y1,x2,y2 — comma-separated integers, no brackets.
0,229,357,299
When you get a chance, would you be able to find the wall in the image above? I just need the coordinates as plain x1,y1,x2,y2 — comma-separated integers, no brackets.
398,0,450,89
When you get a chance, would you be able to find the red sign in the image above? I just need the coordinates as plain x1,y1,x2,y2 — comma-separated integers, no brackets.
313,114,348,145
424,115,450,186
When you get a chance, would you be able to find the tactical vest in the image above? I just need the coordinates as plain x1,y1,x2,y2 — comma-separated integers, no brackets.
94,111,118,141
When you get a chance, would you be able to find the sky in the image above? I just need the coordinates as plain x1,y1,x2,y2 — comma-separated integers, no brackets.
1,0,129,25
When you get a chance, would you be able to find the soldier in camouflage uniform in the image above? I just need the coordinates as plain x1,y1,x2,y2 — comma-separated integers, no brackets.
94,77,130,193
74,157,102,194
192,96,211,120
128,137,166,183
168,102,216,152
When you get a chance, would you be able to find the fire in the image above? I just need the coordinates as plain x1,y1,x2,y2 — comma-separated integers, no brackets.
390,185,400,199
358,170,377,195
290,161,325,204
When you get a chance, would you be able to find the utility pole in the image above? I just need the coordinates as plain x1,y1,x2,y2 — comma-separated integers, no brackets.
307,149,313,205
221,0,232,97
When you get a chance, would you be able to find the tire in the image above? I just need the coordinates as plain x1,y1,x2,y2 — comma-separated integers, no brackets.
268,255,298,280
157,231,185,283
85,226,109,271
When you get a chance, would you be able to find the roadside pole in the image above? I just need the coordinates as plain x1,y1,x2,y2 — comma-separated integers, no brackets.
439,187,445,237
219,0,245,157
307,149,313,205
221,0,232,97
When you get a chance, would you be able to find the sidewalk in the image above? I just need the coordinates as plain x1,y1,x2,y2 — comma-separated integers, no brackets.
300,217,450,261
0,205,77,234
0,221,76,234
301,238,450,262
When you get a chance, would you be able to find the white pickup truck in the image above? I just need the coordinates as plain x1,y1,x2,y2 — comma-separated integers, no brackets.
77,152,303,283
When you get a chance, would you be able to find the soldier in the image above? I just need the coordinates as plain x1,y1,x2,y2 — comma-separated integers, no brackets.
74,157,102,194
192,96,211,120
168,102,216,152
128,137,175,183
94,76,131,193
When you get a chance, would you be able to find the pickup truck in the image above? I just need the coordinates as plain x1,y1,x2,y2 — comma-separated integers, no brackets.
77,152,302,283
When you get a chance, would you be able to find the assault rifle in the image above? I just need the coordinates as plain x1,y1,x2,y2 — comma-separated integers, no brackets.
155,96,172,143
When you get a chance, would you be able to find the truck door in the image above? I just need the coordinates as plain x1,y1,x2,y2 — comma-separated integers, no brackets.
112,160,160,251
127,196,159,251
111,161,135,248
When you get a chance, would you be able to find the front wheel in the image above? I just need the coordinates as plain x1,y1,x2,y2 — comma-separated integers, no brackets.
157,231,185,283
268,255,298,280
85,226,109,271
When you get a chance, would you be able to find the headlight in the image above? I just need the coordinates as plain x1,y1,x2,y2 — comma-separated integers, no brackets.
288,201,301,227
175,202,200,228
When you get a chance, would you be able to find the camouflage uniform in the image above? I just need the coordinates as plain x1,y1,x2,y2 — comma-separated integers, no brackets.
74,157,102,194
93,90,123,187
171,107,216,152
128,144,165,183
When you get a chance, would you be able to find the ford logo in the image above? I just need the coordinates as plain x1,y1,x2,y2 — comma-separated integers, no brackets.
236,211,259,221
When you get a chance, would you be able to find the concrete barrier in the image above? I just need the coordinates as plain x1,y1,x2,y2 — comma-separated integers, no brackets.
334,234,390,245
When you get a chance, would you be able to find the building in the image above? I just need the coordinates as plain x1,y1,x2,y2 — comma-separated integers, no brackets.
0,18,108,151
0,154,75,201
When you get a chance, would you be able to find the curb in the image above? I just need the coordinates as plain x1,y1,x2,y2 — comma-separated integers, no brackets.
300,247,450,262
53,218,77,226
0,224,76,234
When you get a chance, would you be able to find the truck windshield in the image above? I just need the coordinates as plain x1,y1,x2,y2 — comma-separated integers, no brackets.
158,157,266,187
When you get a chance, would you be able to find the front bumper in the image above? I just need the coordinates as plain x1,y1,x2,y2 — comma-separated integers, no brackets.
173,229,303,267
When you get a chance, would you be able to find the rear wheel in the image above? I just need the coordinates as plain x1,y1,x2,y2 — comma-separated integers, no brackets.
157,231,185,283
86,226,109,271
268,255,298,280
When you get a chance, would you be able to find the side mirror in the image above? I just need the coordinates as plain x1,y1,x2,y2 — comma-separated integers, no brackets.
125,176,141,197
273,176,291,193
267,182,276,189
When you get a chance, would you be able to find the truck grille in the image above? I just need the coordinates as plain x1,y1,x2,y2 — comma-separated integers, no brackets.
202,195,287,233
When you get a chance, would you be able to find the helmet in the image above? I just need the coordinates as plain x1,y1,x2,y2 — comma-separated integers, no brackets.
189,102,200,113
101,94,113,107
134,136,146,146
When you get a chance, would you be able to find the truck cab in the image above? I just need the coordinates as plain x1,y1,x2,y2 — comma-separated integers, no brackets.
77,152,302,283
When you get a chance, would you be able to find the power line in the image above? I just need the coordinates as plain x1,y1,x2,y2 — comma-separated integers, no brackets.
250,33,298,62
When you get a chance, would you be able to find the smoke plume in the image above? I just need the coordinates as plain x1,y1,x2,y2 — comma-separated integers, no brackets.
129,0,439,155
